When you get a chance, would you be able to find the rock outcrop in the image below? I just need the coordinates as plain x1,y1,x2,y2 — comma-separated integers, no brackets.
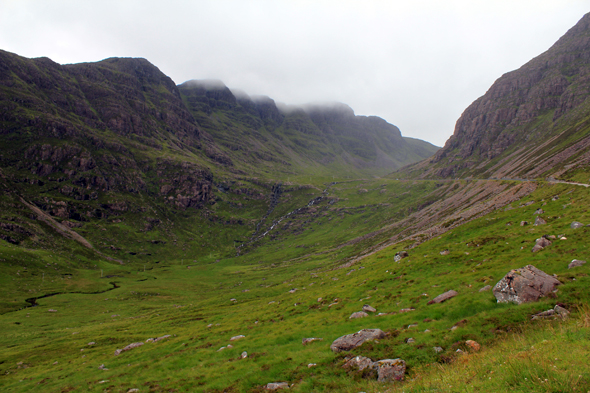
493,265,561,304
330,329,385,352
427,290,458,305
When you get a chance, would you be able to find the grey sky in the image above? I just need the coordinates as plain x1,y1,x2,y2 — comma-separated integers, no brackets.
1,1,588,146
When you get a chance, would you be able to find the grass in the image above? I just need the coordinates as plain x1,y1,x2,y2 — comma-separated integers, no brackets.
0,176,589,392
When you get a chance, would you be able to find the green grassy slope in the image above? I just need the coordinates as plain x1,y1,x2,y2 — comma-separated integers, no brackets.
0,176,588,392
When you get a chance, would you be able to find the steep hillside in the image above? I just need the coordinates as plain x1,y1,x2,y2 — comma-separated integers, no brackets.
179,79,438,177
401,12,590,181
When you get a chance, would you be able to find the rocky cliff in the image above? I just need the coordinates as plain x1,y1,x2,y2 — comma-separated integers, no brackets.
179,80,439,176
405,12,590,180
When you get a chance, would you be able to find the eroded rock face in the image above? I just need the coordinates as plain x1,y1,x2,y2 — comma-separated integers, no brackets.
493,265,561,304
330,329,385,352
427,290,458,305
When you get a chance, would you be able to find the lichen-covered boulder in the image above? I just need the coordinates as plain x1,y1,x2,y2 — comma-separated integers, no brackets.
493,265,561,304
330,329,385,352
376,358,406,382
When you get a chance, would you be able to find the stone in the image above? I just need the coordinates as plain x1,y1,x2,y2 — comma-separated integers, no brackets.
302,337,323,345
479,285,491,292
433,346,443,353
394,251,409,262
153,335,171,342
265,382,289,390
349,311,369,319
230,335,245,341
88,342,95,345
571,221,584,229
48,309,57,312
376,358,406,382
127,389,140,393
531,236,551,252
330,329,386,352
308,363,316,368
554,305,570,318
427,290,458,305
520,221,528,226
98,364,108,370
241,351,248,359
534,208,544,215
114,342,144,356
440,250,450,256
568,259,587,269
343,355,375,371
362,304,377,313
534,216,547,226
465,340,480,351
493,265,561,304
405,337,415,344
399,308,415,313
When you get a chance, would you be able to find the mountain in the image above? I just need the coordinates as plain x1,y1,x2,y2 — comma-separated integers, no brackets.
401,12,590,181
178,79,438,177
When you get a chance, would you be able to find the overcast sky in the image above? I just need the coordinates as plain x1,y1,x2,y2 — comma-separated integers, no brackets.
1,1,588,146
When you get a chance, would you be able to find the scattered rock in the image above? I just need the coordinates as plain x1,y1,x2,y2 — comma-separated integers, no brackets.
568,259,587,269
343,356,375,371
433,346,443,353
127,389,140,393
48,309,57,312
534,208,544,215
394,251,409,262
427,290,458,305
114,342,144,356
153,335,171,343
534,216,547,226
440,250,450,256
88,342,95,346
349,311,369,319
532,305,570,320
399,308,415,313
98,364,108,370
531,236,552,252
405,338,415,344
288,288,297,293
302,337,323,345
479,285,491,292
241,351,248,359
555,305,570,318
520,221,528,226
571,221,584,229
265,382,289,390
230,335,245,341
376,358,406,382
308,363,316,368
552,195,560,201
362,304,377,313
330,329,386,352
493,265,561,304
465,340,481,351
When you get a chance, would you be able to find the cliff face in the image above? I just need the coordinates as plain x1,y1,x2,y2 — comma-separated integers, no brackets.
179,80,439,176
419,13,590,179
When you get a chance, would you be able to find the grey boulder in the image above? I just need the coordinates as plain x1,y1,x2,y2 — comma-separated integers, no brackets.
493,265,561,304
330,329,385,352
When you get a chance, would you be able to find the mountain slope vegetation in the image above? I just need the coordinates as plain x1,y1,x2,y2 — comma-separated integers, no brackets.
1,12,590,393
